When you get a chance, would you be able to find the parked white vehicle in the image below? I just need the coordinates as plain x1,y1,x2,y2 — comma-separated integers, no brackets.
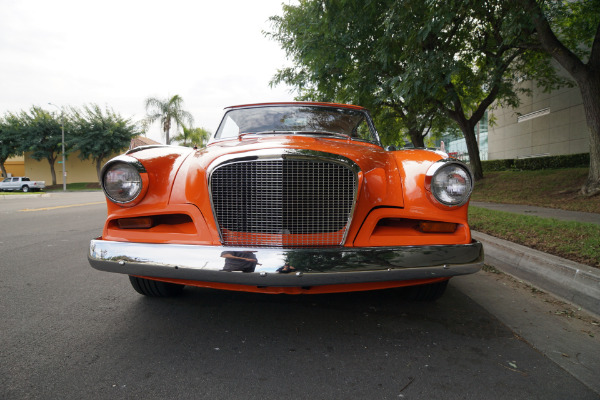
0,177,46,192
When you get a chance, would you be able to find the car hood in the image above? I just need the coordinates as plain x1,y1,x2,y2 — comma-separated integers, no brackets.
170,135,405,211
203,135,389,170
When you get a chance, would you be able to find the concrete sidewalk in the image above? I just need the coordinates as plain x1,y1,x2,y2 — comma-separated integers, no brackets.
471,202,600,317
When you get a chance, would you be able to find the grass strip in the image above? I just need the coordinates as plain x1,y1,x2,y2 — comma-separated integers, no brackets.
469,206,600,269
0,191,42,195
472,168,600,213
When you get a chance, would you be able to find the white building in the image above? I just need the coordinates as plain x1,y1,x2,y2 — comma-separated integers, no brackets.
441,65,588,161
487,80,588,160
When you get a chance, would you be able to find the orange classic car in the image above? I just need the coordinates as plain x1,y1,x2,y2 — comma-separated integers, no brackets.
88,102,483,300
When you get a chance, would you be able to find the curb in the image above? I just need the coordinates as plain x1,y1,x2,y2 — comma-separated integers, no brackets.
473,231,600,318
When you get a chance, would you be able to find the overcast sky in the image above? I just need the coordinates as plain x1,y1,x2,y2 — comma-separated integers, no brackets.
0,0,295,143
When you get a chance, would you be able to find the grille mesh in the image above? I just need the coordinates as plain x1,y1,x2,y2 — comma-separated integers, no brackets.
210,159,356,247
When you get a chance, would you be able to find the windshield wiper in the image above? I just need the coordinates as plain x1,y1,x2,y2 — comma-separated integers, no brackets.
237,130,352,140
295,131,352,139
238,130,296,139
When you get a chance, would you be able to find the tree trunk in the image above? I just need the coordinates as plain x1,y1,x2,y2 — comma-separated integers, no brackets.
164,119,171,145
578,71,600,196
446,106,484,180
442,83,491,182
408,128,425,148
96,158,103,182
47,156,57,186
455,118,483,181
0,161,7,178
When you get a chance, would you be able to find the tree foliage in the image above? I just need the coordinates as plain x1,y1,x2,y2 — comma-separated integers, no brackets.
2,104,142,184
144,95,194,145
0,116,22,178
3,107,66,185
267,0,443,148
69,104,142,180
394,0,561,180
267,0,569,180
172,126,211,148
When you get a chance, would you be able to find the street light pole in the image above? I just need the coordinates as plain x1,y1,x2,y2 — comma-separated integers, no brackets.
48,103,66,191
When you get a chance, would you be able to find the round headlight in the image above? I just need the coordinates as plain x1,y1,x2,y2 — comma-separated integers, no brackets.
428,162,473,206
102,162,143,204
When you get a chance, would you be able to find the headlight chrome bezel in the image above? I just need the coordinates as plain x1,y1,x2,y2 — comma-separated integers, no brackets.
101,156,148,206
425,159,473,207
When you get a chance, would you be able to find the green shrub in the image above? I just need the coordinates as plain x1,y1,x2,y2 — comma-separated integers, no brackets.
482,159,515,172
481,153,589,172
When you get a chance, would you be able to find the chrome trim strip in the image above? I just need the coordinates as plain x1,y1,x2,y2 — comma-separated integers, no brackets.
102,155,147,173
89,240,483,287
206,149,361,176
125,145,171,155
207,149,361,246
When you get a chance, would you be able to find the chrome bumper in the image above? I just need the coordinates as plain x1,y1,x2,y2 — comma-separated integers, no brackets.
88,239,483,287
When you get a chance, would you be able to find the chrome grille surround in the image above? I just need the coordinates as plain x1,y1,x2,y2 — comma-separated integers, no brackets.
208,150,360,247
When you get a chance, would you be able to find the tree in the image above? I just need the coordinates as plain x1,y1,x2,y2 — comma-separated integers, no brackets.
171,126,211,148
267,0,445,148
69,104,142,180
519,0,600,196
267,0,567,180
144,95,194,145
6,107,65,185
0,116,22,178
396,0,546,179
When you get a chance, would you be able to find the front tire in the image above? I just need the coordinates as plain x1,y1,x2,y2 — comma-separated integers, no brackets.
401,280,449,302
129,276,185,297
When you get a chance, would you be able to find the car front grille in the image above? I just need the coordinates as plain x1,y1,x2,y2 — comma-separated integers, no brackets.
210,157,357,247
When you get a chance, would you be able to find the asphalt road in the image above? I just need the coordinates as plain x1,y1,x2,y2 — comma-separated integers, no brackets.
1,192,599,400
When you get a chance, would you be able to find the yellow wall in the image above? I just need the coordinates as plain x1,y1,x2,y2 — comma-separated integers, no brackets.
3,155,25,177
24,151,122,185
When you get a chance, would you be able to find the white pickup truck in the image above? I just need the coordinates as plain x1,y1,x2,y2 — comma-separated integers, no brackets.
0,177,46,192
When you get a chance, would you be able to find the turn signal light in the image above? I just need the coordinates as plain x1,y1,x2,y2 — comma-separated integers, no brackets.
419,221,457,233
117,217,153,229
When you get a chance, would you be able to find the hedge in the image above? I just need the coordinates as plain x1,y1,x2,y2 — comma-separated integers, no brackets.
481,153,590,172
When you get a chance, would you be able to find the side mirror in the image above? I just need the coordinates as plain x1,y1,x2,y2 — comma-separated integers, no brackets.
385,145,397,151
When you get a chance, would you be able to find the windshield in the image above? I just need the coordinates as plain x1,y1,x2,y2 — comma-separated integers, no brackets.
214,105,379,144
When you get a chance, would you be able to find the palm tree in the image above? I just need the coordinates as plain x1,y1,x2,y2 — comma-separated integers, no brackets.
144,95,194,145
172,126,211,148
